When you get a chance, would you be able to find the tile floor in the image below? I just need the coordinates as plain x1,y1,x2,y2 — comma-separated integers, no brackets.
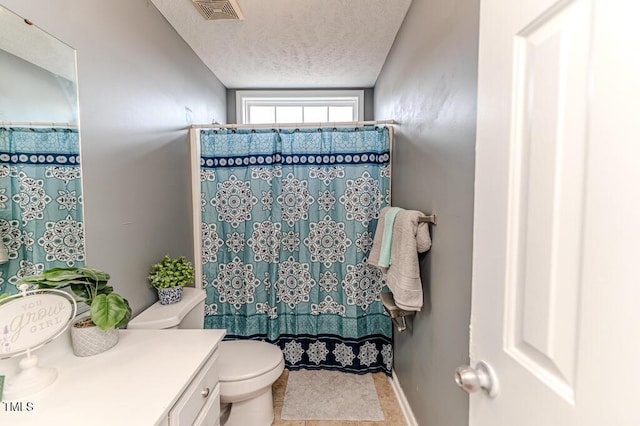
272,370,407,426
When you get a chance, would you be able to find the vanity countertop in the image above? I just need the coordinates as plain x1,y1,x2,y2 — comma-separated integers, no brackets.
0,329,226,425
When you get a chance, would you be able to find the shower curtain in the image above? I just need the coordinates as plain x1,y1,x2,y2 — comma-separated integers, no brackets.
200,127,393,374
0,127,85,295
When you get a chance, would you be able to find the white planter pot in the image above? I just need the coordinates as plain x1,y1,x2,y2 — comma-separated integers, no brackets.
70,315,119,357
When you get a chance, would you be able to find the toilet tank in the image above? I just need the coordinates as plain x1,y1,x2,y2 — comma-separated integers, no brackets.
128,287,206,330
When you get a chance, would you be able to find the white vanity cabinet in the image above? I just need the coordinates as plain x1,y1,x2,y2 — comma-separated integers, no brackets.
168,344,221,425
0,329,226,426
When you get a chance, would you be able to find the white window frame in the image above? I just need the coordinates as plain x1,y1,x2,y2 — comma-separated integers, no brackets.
236,90,364,124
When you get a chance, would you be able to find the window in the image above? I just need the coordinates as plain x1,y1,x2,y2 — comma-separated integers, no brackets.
236,90,364,125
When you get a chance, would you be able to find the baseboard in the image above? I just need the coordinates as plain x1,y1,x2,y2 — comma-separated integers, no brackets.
389,369,418,426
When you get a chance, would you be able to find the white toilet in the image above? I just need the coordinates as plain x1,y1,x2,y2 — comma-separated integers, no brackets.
128,287,285,426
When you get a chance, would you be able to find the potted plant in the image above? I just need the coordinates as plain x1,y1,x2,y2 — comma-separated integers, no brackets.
148,255,194,305
21,267,131,357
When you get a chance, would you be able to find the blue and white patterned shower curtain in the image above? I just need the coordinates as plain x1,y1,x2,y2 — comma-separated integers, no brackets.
200,127,393,375
0,127,85,295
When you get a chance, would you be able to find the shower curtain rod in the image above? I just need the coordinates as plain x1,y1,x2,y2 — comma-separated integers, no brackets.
0,121,78,128
190,119,395,129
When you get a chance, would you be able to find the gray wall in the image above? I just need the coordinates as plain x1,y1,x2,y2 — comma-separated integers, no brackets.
374,0,480,425
2,0,227,315
226,88,374,123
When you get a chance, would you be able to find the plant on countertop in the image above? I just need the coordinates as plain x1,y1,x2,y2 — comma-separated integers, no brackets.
21,267,132,331
148,255,194,289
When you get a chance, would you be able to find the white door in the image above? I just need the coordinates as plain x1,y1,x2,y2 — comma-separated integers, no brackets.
469,0,640,425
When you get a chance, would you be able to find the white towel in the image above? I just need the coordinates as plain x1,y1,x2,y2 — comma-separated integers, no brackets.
368,207,432,311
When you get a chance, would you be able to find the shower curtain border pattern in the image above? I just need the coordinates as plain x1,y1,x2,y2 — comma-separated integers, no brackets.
216,331,394,376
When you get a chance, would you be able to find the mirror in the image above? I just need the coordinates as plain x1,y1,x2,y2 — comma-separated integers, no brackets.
0,5,84,295
0,7,78,123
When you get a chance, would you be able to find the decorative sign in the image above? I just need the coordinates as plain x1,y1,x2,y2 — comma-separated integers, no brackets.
0,290,76,359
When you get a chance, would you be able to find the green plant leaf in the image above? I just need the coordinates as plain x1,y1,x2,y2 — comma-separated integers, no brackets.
22,267,110,288
70,285,90,300
90,293,129,331
23,266,129,329
115,304,132,329
69,283,111,300
41,268,85,281
148,255,194,289
79,267,110,283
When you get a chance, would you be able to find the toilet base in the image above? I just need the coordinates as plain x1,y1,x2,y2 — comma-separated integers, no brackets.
222,387,274,426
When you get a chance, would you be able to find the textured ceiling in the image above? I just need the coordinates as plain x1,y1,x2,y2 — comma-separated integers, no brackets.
150,0,412,89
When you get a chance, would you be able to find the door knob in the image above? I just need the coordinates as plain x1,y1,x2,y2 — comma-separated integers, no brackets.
455,361,499,397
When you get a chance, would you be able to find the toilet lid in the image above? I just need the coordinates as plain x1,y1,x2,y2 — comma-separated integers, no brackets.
218,340,284,382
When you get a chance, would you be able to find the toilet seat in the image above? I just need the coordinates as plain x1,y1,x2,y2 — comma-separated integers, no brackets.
218,340,285,403
219,340,283,381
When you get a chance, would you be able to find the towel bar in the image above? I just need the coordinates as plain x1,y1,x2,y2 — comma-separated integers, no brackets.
418,213,438,225
380,292,415,333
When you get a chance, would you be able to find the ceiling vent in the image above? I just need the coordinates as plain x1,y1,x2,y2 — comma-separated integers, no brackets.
192,0,244,20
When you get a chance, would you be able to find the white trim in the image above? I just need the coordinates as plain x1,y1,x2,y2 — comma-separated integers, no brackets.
390,369,419,426
388,126,394,205
190,119,394,129
188,128,203,290
235,89,364,124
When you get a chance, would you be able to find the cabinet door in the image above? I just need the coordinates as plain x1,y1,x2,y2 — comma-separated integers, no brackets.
193,385,221,426
169,349,220,425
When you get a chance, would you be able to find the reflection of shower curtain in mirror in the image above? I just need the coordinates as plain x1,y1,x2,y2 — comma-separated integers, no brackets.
0,127,85,295
200,127,393,375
